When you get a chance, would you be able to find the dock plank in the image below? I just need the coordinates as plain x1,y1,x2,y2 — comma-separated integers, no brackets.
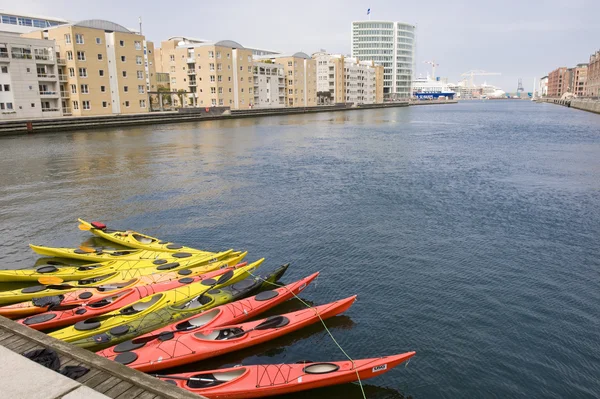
84,371,114,389
114,386,145,399
94,376,122,394
103,380,134,398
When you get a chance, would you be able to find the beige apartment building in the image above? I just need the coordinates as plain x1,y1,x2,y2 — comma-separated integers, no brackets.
257,53,317,107
23,20,155,116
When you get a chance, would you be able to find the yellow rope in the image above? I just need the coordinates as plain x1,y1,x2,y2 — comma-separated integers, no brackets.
248,269,367,399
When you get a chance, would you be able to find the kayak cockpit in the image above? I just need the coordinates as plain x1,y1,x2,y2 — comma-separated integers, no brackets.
175,293,213,310
87,291,131,308
120,294,163,315
175,308,221,331
97,279,138,292
132,234,154,245
186,369,246,389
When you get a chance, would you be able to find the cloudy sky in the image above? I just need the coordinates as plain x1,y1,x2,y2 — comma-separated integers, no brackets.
3,0,599,91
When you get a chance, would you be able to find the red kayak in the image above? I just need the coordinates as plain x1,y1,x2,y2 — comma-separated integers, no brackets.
97,272,319,367
16,266,241,331
157,352,415,399
102,294,353,372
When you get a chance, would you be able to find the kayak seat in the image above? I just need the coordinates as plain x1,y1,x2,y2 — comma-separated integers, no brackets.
77,264,102,271
177,294,212,310
88,291,127,308
121,294,162,314
175,309,220,331
194,327,244,341
187,370,245,389
132,234,154,245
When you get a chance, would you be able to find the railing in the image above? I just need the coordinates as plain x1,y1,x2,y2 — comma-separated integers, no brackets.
12,54,32,59
62,107,72,115
187,70,196,75
37,74,57,79
187,58,195,63
42,107,60,112
0,53,8,58
39,91,57,96
57,58,66,65
60,91,69,97
35,55,51,60
58,74,67,81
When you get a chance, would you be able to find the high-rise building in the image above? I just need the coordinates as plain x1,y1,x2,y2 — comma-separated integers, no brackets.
0,34,63,118
0,12,68,35
23,20,154,116
585,50,600,97
313,51,383,105
256,53,317,107
351,20,416,99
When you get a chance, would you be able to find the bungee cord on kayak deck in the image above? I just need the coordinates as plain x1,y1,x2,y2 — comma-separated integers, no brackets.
244,268,368,399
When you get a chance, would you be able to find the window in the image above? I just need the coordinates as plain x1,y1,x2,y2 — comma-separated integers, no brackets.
5,102,13,109
99,69,104,76
209,63,214,71
75,34,84,44
170,55,175,61
82,100,90,110
70,84,77,94
211,99,216,106
102,101,108,108
241,88,244,92
227,53,230,58
210,87,216,94
97,53,103,60
288,80,292,85
228,76,231,82
72,100,79,110
171,77,176,84
240,66,243,71
241,77,244,82
100,85,106,92
77,51,85,61
138,85,144,94
78,68,87,77
210,75,215,82
248,66,252,73
65,34,71,44
219,99,224,106
134,41,141,50
69,68,75,77
208,51,214,58
218,75,222,82
124,86,128,92
119,40,124,47
229,88,232,92
137,70,143,79
120,56,126,62
136,56,142,65
289,89,293,94
80,84,88,94
139,99,146,108
217,63,222,71
122,71,127,77
96,37,101,44
1,66,7,73
170,66,175,72
3,84,9,91
247,56,251,62
0,103,4,110
288,70,292,76
218,87,223,94
288,61,292,67
124,100,130,107
66,51,73,60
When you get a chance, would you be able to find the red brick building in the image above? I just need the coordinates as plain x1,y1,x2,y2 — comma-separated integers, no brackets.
586,50,600,97
547,67,568,97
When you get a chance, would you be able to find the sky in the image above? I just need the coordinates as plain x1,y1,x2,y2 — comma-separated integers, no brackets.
2,0,599,91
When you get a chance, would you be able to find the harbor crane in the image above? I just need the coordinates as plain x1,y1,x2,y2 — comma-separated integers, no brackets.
461,70,501,87
424,60,439,78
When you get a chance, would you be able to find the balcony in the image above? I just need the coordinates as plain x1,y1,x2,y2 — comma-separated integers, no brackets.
41,107,60,112
188,82,197,87
0,53,8,58
35,55,54,63
187,70,196,75
58,74,67,81
38,73,57,80
60,91,69,98
187,57,195,64
12,54,33,59
57,58,66,65
40,91,58,97
62,107,72,115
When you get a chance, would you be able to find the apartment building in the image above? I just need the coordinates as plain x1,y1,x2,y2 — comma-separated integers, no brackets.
256,53,316,107
0,34,62,118
351,20,416,99
313,52,383,105
586,50,600,97
571,63,587,97
547,67,569,97
253,62,285,107
23,19,154,116
538,76,548,97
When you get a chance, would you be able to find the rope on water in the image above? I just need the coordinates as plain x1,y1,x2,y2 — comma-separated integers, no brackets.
246,269,367,399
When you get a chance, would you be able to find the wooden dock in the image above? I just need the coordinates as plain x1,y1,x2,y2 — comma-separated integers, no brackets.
0,315,206,399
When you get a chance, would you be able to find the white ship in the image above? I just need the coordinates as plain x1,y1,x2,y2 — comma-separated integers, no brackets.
412,75,456,99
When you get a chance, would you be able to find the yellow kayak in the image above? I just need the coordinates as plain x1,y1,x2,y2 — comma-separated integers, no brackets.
29,244,238,263
0,252,248,305
0,250,237,283
78,219,214,255
48,261,261,347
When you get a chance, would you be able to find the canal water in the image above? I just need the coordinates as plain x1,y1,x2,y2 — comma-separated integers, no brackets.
1,101,599,398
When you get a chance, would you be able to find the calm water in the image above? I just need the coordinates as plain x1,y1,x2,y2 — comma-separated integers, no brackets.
1,101,599,398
